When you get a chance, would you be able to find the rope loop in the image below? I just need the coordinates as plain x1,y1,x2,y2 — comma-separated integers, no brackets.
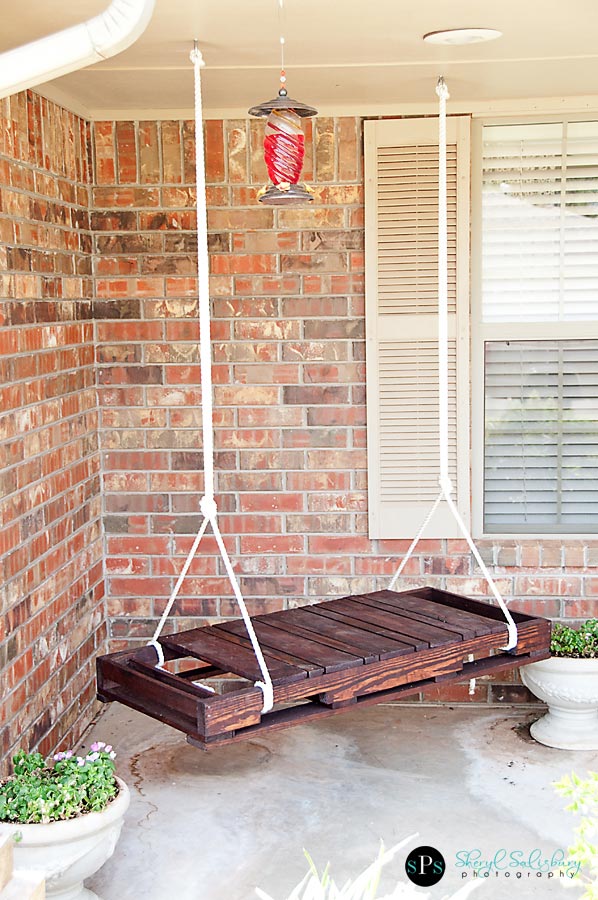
143,42,275,712
389,75,518,653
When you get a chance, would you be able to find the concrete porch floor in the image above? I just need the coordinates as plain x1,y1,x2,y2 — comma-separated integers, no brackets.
83,702,595,900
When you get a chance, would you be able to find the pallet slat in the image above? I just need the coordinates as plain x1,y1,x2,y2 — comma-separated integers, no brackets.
160,627,307,684
319,598,459,647
360,592,492,637
217,618,364,674
265,606,416,661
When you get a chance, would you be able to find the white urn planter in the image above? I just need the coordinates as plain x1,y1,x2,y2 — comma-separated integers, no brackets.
0,776,130,900
521,657,598,750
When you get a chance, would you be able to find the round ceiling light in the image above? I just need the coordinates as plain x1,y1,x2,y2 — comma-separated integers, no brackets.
423,28,502,45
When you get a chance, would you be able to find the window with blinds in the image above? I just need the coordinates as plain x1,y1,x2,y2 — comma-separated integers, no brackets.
484,340,598,532
482,122,598,323
365,117,470,539
479,119,598,534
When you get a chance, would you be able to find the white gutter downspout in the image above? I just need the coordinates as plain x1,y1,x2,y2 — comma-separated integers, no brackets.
0,0,155,101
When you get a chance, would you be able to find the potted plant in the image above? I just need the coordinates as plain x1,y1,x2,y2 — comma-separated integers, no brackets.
0,741,130,900
521,619,598,750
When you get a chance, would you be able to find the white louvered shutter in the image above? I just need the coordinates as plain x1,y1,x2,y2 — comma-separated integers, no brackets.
365,117,471,539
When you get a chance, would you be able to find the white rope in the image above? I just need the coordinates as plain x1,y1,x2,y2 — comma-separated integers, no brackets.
147,43,274,714
148,514,210,666
437,77,450,493
388,491,443,591
389,76,518,652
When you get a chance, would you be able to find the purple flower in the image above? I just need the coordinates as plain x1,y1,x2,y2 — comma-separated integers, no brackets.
90,741,106,752
105,745,113,753
53,752,66,761
86,752,100,762
64,750,74,759
76,757,86,767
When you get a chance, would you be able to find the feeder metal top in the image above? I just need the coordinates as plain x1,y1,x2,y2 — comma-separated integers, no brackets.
248,90,317,118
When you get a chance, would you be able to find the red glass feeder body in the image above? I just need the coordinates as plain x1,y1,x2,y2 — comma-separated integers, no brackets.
263,109,305,185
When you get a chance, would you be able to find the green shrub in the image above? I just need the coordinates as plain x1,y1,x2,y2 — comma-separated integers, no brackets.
555,772,598,899
551,620,598,658
0,742,118,825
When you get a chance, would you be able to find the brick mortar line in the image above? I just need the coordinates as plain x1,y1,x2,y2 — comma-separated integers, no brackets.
3,595,104,690
1,434,98,474
0,504,103,576
0,152,91,190
0,466,101,531
5,624,105,754
0,395,97,441
0,453,101,535
0,460,99,532
0,380,97,422
0,194,91,219
2,596,102,690
32,688,103,759
1,530,104,621
0,255,92,269
1,345,95,365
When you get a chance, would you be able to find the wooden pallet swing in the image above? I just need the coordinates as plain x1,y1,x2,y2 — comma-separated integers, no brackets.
96,66,551,748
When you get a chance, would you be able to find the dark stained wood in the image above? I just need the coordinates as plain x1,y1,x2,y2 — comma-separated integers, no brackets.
414,587,537,634
186,647,551,749
217,618,363,674
303,604,427,651
177,665,224,680
130,658,218,698
183,619,551,735
260,611,380,664
210,622,325,675
358,593,481,638
160,627,307,684
319,597,461,647
97,655,201,725
96,587,552,746
369,590,500,635
265,606,416,661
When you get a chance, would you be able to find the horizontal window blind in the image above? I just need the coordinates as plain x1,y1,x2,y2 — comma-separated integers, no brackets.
482,121,598,323
484,340,598,532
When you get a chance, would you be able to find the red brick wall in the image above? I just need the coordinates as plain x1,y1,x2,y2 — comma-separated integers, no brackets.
92,115,598,707
0,92,104,769
1,96,595,771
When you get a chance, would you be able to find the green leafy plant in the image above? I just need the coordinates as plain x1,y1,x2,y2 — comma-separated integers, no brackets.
551,620,598,658
256,838,482,900
0,742,118,825
554,772,598,899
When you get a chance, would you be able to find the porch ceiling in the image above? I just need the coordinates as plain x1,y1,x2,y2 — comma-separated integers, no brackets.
2,0,598,118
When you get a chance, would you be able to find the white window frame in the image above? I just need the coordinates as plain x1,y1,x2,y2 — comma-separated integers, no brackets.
471,113,598,540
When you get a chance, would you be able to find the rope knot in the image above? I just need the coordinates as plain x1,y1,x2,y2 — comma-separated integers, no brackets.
435,76,450,100
190,45,205,67
200,495,218,520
